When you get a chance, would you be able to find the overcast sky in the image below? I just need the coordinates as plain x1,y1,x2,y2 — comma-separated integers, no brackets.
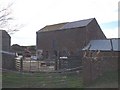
0,0,119,46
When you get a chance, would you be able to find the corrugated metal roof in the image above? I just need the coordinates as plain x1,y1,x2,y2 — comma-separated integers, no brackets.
112,39,119,51
82,39,120,51
0,50,15,55
38,18,94,32
61,18,94,29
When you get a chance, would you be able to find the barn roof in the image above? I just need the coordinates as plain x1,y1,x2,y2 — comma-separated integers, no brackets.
38,18,94,32
61,18,94,29
82,38,120,51
39,22,67,32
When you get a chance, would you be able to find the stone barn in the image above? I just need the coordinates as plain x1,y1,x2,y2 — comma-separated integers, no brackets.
0,30,11,51
0,30,15,70
36,18,106,59
82,38,119,85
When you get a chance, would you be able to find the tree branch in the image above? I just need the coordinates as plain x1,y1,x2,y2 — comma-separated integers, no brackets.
0,2,23,34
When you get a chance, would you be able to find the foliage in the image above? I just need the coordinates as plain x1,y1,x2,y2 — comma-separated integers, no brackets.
11,44,36,55
11,44,24,51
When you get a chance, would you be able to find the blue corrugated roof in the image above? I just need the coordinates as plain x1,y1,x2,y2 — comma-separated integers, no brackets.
82,39,120,51
112,39,119,51
0,50,15,55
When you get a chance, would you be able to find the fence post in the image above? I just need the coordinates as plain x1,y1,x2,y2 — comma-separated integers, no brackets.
20,57,23,72
38,60,39,71
29,58,31,72
55,57,57,70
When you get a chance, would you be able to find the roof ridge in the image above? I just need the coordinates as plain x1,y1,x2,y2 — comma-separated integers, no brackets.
61,18,95,29
46,22,68,27
70,18,94,23
38,18,95,32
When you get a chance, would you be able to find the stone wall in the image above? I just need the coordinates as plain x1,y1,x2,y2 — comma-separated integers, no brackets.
2,53,15,70
36,19,106,58
83,55,118,85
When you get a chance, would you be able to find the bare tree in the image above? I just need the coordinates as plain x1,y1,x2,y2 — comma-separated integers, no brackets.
0,3,23,34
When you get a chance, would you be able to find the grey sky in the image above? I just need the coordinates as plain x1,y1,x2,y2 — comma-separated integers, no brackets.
0,0,119,46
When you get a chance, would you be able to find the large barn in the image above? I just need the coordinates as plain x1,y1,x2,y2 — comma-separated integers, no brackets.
36,18,106,59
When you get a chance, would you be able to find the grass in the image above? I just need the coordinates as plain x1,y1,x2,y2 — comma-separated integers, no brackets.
85,70,118,88
2,70,118,88
2,71,83,88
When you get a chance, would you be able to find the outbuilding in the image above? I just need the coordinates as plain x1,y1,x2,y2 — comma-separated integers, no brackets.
36,18,106,59
0,30,15,70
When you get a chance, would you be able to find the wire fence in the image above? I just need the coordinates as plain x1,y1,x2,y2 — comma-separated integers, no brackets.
15,56,82,73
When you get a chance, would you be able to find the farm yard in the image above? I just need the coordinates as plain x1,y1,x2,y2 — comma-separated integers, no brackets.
1,19,119,89
2,50,119,88
2,48,119,88
2,69,118,88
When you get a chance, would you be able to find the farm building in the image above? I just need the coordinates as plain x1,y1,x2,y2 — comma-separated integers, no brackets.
0,30,11,51
82,38,119,84
0,30,15,70
36,18,106,59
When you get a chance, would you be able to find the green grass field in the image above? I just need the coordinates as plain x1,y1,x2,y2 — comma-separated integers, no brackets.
2,70,118,88
2,71,83,88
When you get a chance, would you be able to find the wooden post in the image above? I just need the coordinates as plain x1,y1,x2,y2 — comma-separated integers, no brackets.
20,57,23,72
38,60,39,71
30,58,31,72
57,51,60,70
55,58,57,70
54,50,59,70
